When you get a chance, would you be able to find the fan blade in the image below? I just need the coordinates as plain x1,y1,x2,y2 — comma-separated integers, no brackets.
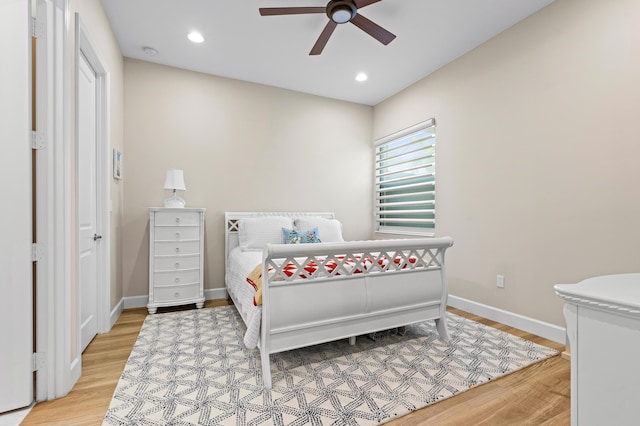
259,7,325,16
310,20,338,55
353,0,381,9
351,13,396,45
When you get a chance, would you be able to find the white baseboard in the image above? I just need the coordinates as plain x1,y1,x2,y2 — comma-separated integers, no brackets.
204,288,228,301
69,356,81,391
448,295,566,344
109,298,124,329
123,295,148,309
122,288,229,311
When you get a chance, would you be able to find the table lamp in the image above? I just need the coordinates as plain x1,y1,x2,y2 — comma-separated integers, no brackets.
163,169,186,208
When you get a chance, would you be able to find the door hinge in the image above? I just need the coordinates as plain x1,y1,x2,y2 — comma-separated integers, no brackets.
32,130,46,150
31,16,46,39
32,243,45,262
33,352,45,372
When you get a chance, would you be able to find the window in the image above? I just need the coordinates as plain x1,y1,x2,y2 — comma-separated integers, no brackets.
374,119,436,236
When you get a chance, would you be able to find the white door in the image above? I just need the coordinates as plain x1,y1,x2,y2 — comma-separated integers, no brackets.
0,0,34,413
78,53,99,353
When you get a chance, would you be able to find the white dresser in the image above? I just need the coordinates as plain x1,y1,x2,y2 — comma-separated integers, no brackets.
148,207,206,314
555,273,640,426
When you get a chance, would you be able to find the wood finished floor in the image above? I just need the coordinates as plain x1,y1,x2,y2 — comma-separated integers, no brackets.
21,300,570,426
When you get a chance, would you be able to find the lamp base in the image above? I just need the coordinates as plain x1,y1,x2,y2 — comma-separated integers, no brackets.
163,193,186,208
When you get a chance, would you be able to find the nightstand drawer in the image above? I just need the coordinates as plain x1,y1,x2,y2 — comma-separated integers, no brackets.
154,241,200,256
154,269,200,286
154,255,200,271
155,211,200,226
154,226,200,241
152,283,200,303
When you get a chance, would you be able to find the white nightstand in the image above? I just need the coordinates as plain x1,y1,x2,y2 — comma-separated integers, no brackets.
148,207,206,314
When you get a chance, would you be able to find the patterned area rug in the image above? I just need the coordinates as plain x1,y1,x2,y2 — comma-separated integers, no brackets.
103,306,557,425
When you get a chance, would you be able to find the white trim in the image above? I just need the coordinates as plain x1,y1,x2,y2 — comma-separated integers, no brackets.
205,288,228,301
122,289,229,311
69,356,81,388
123,295,148,310
34,0,72,402
110,299,124,328
448,295,566,344
374,118,436,147
34,0,54,402
97,74,111,334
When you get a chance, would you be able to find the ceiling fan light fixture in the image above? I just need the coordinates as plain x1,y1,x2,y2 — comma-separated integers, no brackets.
328,1,356,24
332,7,352,23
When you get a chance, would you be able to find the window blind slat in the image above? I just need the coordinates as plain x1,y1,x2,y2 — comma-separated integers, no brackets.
375,133,435,153
376,172,435,187
376,154,435,175
378,211,435,218
376,218,436,224
377,199,434,207
376,190,435,201
376,144,434,165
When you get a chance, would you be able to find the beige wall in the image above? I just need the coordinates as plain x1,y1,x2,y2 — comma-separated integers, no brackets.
68,0,124,310
374,0,640,326
122,59,373,298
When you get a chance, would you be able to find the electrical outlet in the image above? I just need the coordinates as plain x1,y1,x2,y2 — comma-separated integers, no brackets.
496,275,505,288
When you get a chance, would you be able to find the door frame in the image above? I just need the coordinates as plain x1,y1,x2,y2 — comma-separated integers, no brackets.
34,0,74,401
74,14,111,358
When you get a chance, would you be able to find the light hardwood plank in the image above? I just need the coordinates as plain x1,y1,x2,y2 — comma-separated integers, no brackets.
22,303,569,425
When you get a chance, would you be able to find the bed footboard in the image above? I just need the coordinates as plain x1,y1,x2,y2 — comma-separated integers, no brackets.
259,236,454,388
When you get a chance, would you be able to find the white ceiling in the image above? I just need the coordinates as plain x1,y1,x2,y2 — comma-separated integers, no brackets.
101,0,554,106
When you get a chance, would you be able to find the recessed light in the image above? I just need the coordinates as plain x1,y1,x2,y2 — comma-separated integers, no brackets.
142,46,158,56
355,73,368,82
188,31,204,43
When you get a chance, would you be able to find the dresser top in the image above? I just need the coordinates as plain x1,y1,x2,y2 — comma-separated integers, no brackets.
149,207,206,212
555,273,640,314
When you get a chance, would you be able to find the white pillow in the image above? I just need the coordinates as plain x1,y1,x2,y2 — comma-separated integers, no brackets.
238,216,294,251
294,217,344,243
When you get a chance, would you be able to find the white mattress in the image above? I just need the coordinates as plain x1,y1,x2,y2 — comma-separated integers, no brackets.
226,247,263,349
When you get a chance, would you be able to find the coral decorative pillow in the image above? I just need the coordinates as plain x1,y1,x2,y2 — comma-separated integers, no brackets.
283,227,321,244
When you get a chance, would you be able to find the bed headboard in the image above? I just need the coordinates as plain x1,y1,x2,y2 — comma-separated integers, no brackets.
224,212,335,260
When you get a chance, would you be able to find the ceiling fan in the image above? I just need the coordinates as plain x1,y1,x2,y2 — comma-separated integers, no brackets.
259,0,396,55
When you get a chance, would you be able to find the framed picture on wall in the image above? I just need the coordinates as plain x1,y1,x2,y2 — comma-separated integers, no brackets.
113,149,122,180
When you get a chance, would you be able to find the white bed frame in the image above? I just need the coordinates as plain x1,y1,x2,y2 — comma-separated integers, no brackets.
225,212,454,388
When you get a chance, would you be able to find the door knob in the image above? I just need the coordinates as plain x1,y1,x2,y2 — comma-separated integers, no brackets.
93,234,103,241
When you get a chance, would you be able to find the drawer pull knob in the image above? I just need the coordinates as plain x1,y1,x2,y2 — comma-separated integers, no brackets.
175,277,180,283
175,247,180,253
174,292,180,298
175,262,180,268
175,217,181,224
175,232,180,239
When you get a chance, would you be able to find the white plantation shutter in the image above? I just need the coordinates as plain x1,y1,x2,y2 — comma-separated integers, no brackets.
374,119,436,235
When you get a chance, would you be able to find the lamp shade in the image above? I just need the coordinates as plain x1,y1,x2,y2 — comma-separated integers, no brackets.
163,169,186,191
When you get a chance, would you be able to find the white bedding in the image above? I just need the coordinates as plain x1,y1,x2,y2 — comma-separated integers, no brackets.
226,247,263,348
